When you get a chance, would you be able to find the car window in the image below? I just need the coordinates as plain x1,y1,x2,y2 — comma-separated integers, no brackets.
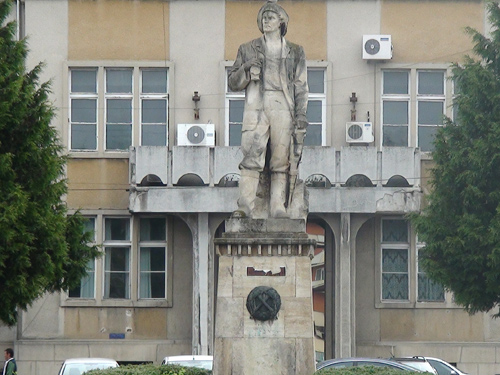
399,361,436,374
167,360,213,370
62,363,117,375
427,359,455,375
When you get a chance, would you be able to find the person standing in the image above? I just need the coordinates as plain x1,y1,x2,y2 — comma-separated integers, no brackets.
228,0,308,218
3,348,16,375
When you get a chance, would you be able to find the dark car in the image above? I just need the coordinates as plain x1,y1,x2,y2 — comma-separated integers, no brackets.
316,357,425,372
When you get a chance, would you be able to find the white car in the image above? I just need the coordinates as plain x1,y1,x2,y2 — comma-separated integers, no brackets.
424,357,468,375
58,358,119,375
161,355,213,370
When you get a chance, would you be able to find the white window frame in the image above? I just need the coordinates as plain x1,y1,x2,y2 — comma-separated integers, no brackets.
138,217,168,300
65,62,172,157
139,68,169,147
305,66,327,146
103,216,132,300
104,68,134,151
69,68,99,152
416,70,446,152
381,70,411,147
380,218,410,302
376,217,458,309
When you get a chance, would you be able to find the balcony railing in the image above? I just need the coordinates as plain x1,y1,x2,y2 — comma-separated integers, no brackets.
129,146,422,214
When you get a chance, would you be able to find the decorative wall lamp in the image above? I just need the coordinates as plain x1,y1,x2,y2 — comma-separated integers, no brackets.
192,91,201,119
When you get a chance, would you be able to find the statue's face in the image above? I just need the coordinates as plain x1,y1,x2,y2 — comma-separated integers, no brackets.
262,11,281,34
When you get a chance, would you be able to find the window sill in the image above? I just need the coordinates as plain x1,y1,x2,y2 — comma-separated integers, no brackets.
62,298,172,308
376,301,457,309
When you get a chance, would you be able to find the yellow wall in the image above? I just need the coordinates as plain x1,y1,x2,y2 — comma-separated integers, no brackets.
64,308,168,339
380,308,484,341
67,159,129,210
225,0,327,61
68,0,169,61
381,1,483,63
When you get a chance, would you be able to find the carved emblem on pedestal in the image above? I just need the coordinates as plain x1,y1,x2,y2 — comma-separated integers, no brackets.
246,286,281,321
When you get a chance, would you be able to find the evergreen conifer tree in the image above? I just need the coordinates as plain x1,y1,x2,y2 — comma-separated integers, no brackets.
0,0,99,326
412,2,500,316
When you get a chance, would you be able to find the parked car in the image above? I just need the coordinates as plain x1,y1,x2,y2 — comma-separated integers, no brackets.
421,357,467,375
391,357,438,374
161,355,213,370
57,358,119,375
316,357,426,372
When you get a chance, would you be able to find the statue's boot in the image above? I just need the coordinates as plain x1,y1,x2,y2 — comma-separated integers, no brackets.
270,172,288,218
233,169,260,218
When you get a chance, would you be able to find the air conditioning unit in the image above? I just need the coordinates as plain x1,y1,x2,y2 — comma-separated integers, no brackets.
362,35,392,60
177,124,215,146
346,122,374,143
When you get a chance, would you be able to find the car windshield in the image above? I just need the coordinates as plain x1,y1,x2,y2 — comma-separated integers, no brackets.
168,360,213,370
398,361,435,373
62,363,117,375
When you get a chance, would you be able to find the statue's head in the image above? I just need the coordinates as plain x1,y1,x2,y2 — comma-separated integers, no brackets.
257,1,289,36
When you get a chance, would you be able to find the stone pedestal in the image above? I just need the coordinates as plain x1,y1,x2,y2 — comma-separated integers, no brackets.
213,219,316,375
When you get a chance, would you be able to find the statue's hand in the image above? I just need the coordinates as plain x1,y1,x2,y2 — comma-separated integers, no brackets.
242,58,262,72
295,115,308,130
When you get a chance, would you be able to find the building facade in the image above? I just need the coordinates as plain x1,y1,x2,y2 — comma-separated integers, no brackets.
2,1,500,374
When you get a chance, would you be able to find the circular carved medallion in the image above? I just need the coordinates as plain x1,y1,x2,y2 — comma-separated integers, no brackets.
246,286,281,321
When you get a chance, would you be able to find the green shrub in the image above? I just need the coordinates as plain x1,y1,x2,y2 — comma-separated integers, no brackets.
315,366,423,375
84,364,211,375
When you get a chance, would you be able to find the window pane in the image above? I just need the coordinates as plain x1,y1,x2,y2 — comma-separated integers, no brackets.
71,124,97,150
69,259,95,298
382,248,408,272
308,70,324,94
107,247,130,271
419,71,444,95
418,101,443,125
106,69,132,93
84,217,96,239
140,247,166,298
142,125,167,146
104,247,130,299
418,125,439,152
382,273,409,299
229,124,242,146
383,125,408,147
229,100,244,123
307,100,322,123
382,220,408,242
105,218,130,240
142,100,167,123
384,71,408,94
71,69,97,93
383,101,408,125
142,70,167,93
304,124,322,146
106,124,132,150
71,99,96,123
140,218,166,241
418,274,445,301
107,99,132,123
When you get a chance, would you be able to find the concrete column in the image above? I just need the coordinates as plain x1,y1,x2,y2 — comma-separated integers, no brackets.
185,213,210,355
198,213,210,355
336,213,353,357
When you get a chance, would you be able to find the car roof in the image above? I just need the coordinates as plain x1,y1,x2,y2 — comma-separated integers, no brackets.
163,355,213,361
316,357,424,371
62,358,118,364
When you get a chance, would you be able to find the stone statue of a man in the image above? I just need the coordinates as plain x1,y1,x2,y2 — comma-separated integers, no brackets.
229,0,308,219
